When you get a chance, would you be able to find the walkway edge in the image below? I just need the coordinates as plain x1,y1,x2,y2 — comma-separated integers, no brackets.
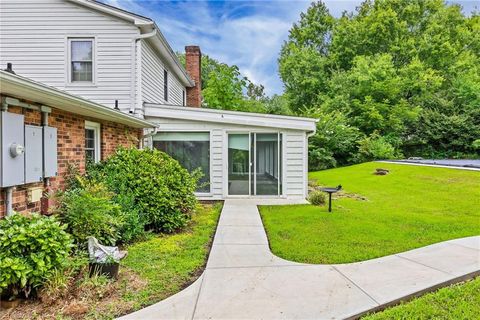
346,270,480,319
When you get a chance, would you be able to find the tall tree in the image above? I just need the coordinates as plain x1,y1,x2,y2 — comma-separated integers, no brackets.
279,0,480,166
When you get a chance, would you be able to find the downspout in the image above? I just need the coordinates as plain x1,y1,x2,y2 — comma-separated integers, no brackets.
1,97,14,216
140,126,159,149
130,28,157,116
5,187,13,216
305,130,316,199
41,107,50,215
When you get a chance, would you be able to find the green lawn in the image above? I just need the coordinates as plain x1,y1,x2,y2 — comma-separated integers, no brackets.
363,277,480,319
121,202,222,310
260,162,480,264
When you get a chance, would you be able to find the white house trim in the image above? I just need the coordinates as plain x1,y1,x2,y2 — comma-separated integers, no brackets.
66,36,97,87
0,71,154,129
144,104,318,132
85,120,101,162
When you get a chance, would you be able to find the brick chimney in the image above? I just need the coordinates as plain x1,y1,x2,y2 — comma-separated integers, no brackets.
185,46,202,107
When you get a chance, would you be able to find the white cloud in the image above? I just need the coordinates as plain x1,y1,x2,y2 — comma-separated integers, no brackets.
103,0,310,95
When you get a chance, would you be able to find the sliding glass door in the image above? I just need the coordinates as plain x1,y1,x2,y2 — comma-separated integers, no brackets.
228,132,282,196
255,133,281,196
228,134,250,195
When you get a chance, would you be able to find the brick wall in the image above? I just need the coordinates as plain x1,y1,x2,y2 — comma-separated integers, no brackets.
0,105,142,217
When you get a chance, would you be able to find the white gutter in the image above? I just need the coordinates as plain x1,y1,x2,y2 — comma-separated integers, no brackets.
0,71,154,128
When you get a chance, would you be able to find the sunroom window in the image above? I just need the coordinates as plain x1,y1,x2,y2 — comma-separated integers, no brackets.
153,132,210,193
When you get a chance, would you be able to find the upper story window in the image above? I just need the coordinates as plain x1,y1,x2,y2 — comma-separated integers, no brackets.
164,69,168,102
69,38,94,83
183,90,186,106
85,121,101,163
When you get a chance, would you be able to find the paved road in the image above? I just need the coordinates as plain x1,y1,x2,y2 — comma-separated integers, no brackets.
119,200,480,320
386,159,480,169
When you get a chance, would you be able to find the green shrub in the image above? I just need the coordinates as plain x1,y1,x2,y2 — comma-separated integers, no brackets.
308,190,326,206
0,213,73,298
89,148,199,233
357,133,399,161
56,179,123,246
473,139,480,150
114,193,147,243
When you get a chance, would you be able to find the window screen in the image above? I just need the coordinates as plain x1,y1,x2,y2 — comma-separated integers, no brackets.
153,132,210,193
85,128,96,162
71,40,93,82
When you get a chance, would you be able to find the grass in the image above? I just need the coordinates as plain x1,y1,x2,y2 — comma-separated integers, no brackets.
363,277,480,319
120,202,223,311
1,202,222,320
260,162,480,264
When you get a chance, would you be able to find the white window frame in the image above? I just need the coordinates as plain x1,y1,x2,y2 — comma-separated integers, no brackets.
85,121,101,163
67,37,96,85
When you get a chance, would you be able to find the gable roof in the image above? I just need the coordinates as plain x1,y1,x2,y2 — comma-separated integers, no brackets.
144,103,318,132
0,70,155,129
67,0,194,87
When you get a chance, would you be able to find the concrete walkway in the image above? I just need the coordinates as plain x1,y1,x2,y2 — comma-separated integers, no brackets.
119,200,480,320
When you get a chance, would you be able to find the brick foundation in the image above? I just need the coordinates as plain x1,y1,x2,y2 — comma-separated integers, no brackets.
0,104,142,217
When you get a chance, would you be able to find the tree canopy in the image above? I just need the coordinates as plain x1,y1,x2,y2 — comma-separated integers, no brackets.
279,0,479,169
177,53,289,114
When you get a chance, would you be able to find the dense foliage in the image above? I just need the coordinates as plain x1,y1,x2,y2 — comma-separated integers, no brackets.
0,213,72,298
89,148,199,233
279,0,480,169
55,179,124,246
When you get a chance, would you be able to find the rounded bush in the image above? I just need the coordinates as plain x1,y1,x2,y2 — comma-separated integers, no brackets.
308,190,326,206
0,213,73,298
90,148,198,233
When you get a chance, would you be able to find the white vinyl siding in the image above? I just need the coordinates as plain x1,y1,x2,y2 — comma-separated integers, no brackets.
145,117,308,200
0,0,139,112
141,40,185,106
284,132,307,197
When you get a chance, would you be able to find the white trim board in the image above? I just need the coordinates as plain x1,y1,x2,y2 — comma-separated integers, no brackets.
144,104,318,132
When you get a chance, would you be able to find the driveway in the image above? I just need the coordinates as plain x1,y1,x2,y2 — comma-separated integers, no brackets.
119,199,480,320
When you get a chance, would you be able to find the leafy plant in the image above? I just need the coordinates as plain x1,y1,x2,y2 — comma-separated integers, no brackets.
308,190,326,206
0,213,73,298
55,179,123,247
114,193,147,243
89,148,199,233
356,133,399,161
472,139,480,150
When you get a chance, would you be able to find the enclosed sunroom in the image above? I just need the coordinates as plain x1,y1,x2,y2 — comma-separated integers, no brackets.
144,105,317,200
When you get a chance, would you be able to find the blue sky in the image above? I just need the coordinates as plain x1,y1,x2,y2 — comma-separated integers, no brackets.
103,0,479,96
